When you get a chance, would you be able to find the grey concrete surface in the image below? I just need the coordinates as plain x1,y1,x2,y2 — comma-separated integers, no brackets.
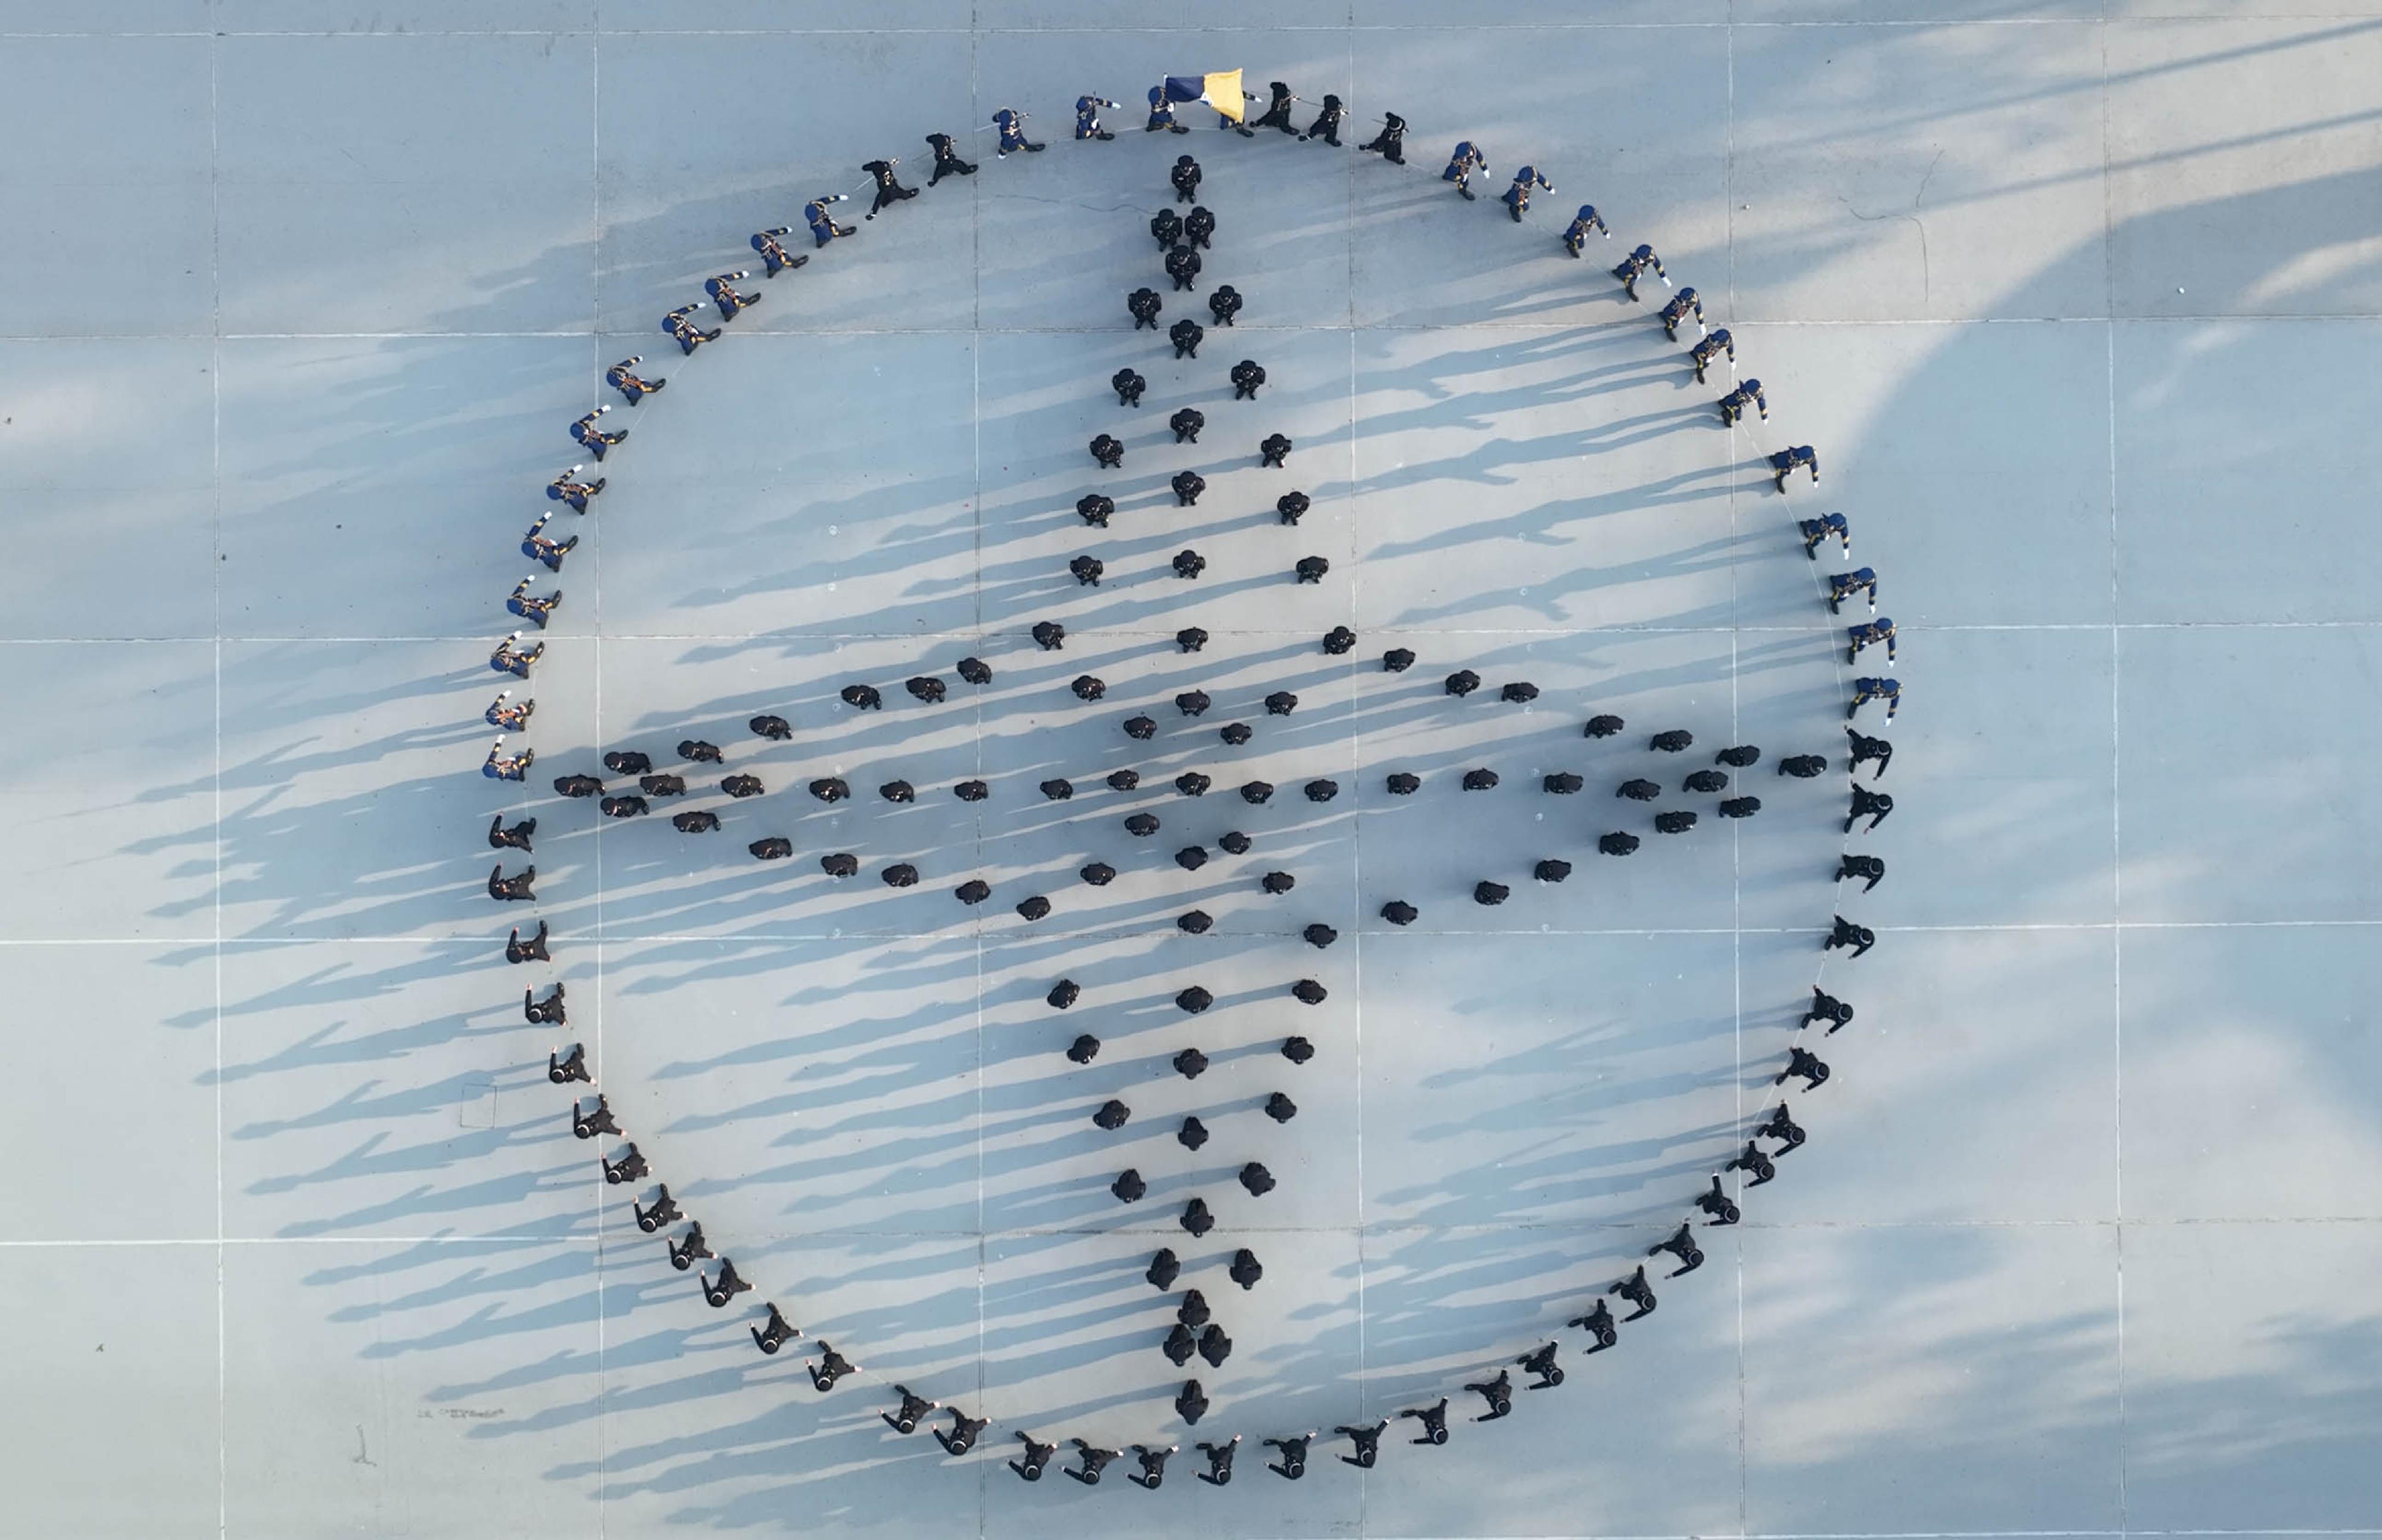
2,3,2380,1538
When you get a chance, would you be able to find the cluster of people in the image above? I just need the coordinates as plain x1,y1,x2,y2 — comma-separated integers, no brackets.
471,72,1900,1491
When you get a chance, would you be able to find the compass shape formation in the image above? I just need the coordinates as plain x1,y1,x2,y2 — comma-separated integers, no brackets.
473,75,1897,1496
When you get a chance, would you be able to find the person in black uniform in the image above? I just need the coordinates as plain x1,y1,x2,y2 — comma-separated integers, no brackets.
1697,1174,1741,1225
1261,431,1291,467
1837,853,1885,892
1129,286,1163,329
1519,1341,1563,1389
1230,358,1266,400
1208,283,1241,325
1776,1045,1830,1088
1358,111,1406,163
1171,155,1202,202
1171,405,1205,443
1778,753,1828,778
1184,205,1217,249
1761,1103,1807,1153
1033,620,1066,650
1067,1441,1120,1486
1264,1432,1312,1479
925,131,975,184
546,1042,587,1086
1614,1264,1657,1321
860,158,916,217
1295,554,1330,583
1177,1380,1210,1426
750,1304,799,1355
1075,492,1112,528
1112,367,1145,409
1283,1034,1317,1062
1306,93,1343,144
1146,1248,1180,1290
1569,1296,1618,1348
1806,987,1855,1034
510,922,553,965
1466,1369,1513,1421
1727,1139,1776,1186
1252,80,1299,132
884,1386,937,1433
1130,1445,1176,1490
1848,784,1894,831
1336,1420,1386,1467
1650,1221,1704,1276
1011,1433,1056,1483
1198,1435,1240,1486
1151,207,1183,249
1165,242,1202,291
936,1410,989,1457
1845,725,1892,778
1170,317,1204,358
1400,1398,1450,1445
1825,915,1874,956
749,836,793,861
1089,433,1124,469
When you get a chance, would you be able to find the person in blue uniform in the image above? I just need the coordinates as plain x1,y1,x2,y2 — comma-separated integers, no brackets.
1658,285,1703,339
1563,203,1608,255
1501,164,1551,221
1614,243,1667,301
1768,443,1819,491
705,270,758,320
804,194,855,248
570,407,624,459
1800,511,1851,559
1147,84,1190,133
749,225,805,276
520,515,576,572
605,356,663,403
1688,326,1734,385
1718,376,1767,425
1075,95,1122,140
662,303,717,354
1442,139,1488,198
993,107,1042,155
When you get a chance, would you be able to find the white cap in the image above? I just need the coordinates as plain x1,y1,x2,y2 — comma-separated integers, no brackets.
498,689,510,698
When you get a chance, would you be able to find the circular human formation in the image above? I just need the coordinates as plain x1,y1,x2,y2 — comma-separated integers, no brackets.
475,73,1904,1491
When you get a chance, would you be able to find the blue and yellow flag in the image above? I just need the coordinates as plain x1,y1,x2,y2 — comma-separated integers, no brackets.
1162,68,1246,121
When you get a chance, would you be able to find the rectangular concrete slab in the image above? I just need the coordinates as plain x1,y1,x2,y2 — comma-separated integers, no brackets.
0,35,214,337
2117,625,2382,923
2119,1220,2382,1533
0,943,219,1242
216,33,596,334
1731,22,2110,322
0,338,218,640
1742,1223,2124,1535
2115,317,2381,625
0,1243,220,1540
222,1237,604,1537
0,641,217,940
2119,923,2382,1221
2107,18,2382,317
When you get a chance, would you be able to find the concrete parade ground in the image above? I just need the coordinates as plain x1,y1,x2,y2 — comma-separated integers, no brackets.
2,2,2379,1537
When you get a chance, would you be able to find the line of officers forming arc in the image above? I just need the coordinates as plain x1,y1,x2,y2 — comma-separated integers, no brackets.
466,73,1909,1493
